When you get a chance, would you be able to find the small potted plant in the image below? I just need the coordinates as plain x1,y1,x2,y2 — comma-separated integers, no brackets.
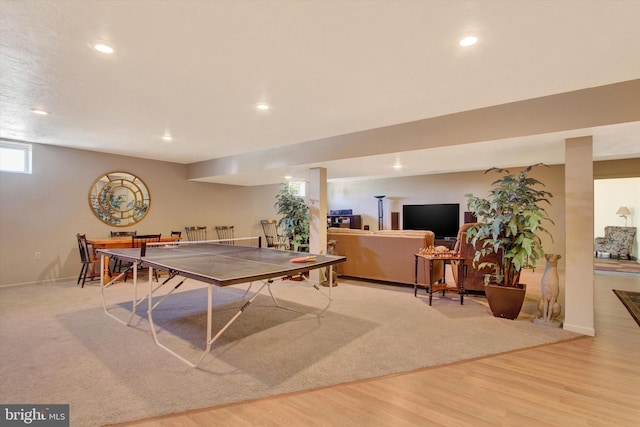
465,164,554,319
274,184,310,252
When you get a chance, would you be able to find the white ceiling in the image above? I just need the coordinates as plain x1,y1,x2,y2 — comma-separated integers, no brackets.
1,1,639,185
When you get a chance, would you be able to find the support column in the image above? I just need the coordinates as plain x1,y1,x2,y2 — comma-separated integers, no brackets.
308,167,327,281
564,136,595,336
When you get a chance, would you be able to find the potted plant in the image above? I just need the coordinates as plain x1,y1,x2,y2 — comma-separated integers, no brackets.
274,183,310,252
465,163,554,319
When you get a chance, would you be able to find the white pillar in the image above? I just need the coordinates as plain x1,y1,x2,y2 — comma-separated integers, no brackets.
308,167,327,281
564,136,595,336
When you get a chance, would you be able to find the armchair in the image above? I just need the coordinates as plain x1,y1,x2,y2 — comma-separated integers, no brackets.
451,223,503,293
595,226,636,259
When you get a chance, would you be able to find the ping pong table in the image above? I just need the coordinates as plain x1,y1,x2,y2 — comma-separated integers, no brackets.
97,238,346,367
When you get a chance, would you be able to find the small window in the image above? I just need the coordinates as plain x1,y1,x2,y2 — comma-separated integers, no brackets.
288,181,306,197
0,141,32,174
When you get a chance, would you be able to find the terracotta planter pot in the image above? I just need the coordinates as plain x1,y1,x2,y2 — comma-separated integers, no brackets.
484,283,527,320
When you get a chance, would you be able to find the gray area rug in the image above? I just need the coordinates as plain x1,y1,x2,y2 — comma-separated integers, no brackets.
0,277,579,426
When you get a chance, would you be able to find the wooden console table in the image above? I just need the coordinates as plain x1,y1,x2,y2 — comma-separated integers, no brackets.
414,253,466,305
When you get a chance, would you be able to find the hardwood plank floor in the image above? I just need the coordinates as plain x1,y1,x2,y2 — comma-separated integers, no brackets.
111,272,640,427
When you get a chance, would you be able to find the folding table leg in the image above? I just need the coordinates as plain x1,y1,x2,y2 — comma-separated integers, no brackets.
145,264,336,368
267,267,333,316
194,281,270,367
100,255,140,326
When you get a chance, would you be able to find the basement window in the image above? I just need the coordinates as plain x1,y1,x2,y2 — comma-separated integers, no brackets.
288,181,306,197
0,141,32,174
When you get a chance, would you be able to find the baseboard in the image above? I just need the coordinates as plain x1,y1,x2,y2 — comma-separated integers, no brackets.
0,276,77,288
563,322,595,336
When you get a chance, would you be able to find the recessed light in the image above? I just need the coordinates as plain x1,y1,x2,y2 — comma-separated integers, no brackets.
459,36,478,47
284,175,292,180
256,103,270,111
94,41,115,54
31,109,48,115
162,135,173,141
393,164,402,170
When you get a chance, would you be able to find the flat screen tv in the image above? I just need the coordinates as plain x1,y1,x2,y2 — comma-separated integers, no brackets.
402,203,460,239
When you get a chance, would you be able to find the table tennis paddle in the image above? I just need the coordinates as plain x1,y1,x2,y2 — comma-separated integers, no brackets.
290,256,317,263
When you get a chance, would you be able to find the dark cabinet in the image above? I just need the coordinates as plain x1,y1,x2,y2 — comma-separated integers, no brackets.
328,215,362,229
435,238,456,249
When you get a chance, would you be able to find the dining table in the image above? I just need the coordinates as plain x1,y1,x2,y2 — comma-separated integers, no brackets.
87,235,181,282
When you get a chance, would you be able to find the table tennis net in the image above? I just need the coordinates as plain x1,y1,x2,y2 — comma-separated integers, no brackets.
141,236,262,256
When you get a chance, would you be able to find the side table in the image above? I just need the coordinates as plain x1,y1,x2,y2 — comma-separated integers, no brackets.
414,254,466,306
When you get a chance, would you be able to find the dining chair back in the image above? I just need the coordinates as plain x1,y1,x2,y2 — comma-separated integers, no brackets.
215,226,235,245
132,234,162,256
260,220,286,249
76,233,98,287
170,230,182,238
184,226,207,241
123,234,163,281
110,231,138,272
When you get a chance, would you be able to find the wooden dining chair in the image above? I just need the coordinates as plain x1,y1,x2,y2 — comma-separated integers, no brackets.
215,226,235,245
170,230,182,238
121,234,162,281
109,230,137,271
260,220,286,249
132,234,162,252
184,226,207,241
76,233,99,288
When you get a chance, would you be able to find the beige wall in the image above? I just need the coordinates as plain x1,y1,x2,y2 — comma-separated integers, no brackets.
0,143,282,285
1,142,638,286
328,165,566,268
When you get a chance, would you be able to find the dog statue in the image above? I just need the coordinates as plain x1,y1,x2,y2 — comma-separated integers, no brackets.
536,254,562,324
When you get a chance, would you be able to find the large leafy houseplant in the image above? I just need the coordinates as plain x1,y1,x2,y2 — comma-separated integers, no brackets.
465,164,554,288
274,184,310,252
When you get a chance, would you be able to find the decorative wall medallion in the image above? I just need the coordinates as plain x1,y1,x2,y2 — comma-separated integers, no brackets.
89,171,150,226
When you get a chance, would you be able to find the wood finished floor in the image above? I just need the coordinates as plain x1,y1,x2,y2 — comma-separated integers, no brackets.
112,272,640,427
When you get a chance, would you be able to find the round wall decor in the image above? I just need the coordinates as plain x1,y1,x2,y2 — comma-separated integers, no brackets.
88,171,151,226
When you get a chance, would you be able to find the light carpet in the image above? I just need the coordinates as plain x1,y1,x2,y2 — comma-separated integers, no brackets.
0,277,579,427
